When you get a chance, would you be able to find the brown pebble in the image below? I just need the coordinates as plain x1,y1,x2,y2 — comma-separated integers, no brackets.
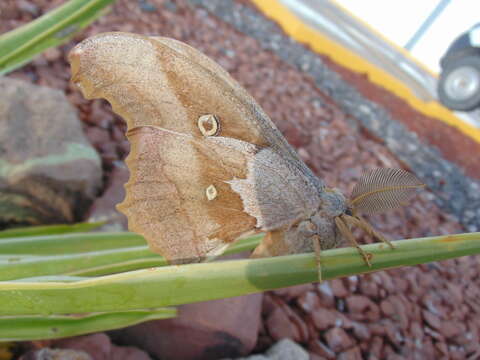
338,346,362,360
309,352,328,360
346,295,380,322
308,339,336,359
330,279,349,298
359,278,379,298
297,291,321,313
369,336,383,358
422,310,441,330
324,327,354,353
317,282,336,308
351,322,370,341
311,308,340,331
380,298,395,316
438,321,464,338
266,307,300,342
409,322,424,341
273,284,314,301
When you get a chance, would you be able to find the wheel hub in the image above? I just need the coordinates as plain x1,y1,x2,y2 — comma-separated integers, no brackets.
444,66,480,101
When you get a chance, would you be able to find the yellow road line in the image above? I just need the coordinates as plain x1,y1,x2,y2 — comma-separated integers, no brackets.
250,0,480,144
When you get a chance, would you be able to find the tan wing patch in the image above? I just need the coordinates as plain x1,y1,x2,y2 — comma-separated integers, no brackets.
117,126,256,264
227,147,322,231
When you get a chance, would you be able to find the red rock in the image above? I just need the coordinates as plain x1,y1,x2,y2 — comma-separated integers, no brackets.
438,321,464,338
309,353,328,360
308,339,336,359
282,304,310,343
369,336,383,358
87,161,129,230
380,298,395,316
266,306,300,342
262,293,277,317
110,345,151,360
359,278,379,298
330,279,349,298
450,347,466,360
382,344,396,358
324,328,354,353
297,291,320,313
435,341,448,356
375,272,396,293
346,295,380,322
311,308,339,331
422,310,441,330
273,284,314,301
389,295,409,330
351,322,370,341
384,321,404,347
385,353,404,360
111,294,262,360
424,326,444,341
346,276,359,292
85,126,110,147
421,338,437,359
53,333,111,360
338,346,362,360
446,283,464,304
409,322,424,341
369,324,385,336
316,282,336,308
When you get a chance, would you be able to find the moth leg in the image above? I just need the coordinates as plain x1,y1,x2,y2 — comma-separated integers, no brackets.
334,216,372,267
311,235,323,282
343,214,395,249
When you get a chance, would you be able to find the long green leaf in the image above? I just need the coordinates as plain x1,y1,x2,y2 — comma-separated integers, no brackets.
0,222,103,239
0,246,164,281
0,308,176,341
0,234,261,279
0,0,115,75
0,232,478,316
0,232,145,255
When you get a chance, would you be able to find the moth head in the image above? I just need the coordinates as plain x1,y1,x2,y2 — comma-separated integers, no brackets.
320,187,348,217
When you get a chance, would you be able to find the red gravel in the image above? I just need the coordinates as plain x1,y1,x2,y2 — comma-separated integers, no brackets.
1,0,475,359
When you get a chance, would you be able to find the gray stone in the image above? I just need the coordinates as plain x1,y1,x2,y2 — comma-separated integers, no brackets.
19,348,92,360
0,78,102,226
223,339,308,360
265,339,309,360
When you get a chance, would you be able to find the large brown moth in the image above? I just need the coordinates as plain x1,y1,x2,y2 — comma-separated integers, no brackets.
68,32,424,278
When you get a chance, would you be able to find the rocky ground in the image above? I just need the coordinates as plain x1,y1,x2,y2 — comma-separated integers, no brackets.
1,0,479,359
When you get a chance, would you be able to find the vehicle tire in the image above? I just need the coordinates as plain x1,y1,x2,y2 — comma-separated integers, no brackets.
437,55,480,111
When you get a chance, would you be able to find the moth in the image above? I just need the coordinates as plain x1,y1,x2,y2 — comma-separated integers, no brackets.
68,32,424,278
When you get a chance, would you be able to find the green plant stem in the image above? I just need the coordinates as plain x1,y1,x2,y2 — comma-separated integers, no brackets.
0,0,115,74
0,232,478,315
0,222,104,239
0,232,145,255
0,308,176,341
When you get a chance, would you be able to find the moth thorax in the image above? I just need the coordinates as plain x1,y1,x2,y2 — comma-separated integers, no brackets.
198,114,220,136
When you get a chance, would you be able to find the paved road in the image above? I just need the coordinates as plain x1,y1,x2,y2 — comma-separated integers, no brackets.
279,0,480,128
